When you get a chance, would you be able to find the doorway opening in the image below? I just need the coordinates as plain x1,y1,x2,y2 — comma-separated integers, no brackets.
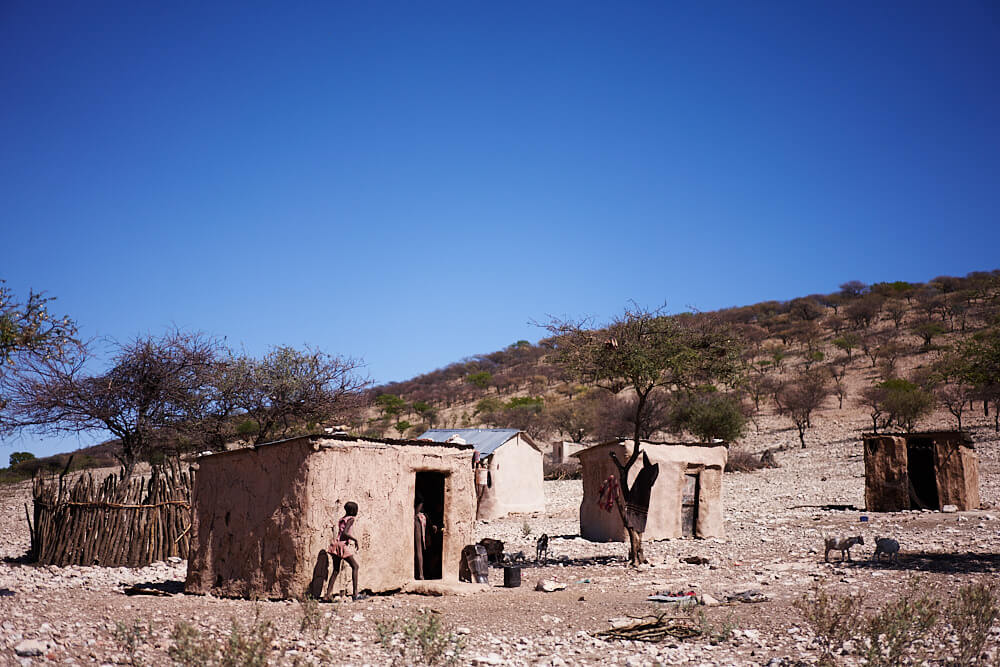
681,472,700,537
907,438,939,510
415,471,446,580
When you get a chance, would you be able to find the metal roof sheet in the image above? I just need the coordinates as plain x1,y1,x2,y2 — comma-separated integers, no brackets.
417,428,521,456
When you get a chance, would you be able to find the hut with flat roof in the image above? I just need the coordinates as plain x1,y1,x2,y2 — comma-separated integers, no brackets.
419,429,545,520
863,431,979,512
575,439,728,541
184,434,476,599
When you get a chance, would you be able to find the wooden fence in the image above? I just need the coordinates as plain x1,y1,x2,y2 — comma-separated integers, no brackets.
29,460,194,567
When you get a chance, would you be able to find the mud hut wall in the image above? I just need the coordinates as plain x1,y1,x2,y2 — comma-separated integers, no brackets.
645,444,727,539
695,465,725,538
578,442,630,542
864,435,910,512
475,455,500,521
555,442,587,464
577,441,727,542
932,438,980,510
485,435,545,517
185,438,314,599
305,444,476,593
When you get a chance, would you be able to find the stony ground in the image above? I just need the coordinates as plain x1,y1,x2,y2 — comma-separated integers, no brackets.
2,408,999,666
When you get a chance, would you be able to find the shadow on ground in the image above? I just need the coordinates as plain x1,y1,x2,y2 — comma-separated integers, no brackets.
124,580,186,595
846,552,1000,574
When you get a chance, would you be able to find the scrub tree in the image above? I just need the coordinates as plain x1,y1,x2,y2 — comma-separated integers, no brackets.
8,330,218,479
775,368,830,448
542,305,743,565
0,283,80,436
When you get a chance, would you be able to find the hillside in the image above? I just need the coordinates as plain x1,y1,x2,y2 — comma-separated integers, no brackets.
366,270,1000,449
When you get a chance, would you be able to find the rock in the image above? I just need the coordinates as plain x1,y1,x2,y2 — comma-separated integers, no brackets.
456,627,471,635
15,639,47,657
700,594,721,606
534,579,566,592
942,505,958,513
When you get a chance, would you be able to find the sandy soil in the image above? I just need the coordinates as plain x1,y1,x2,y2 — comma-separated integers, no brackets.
2,405,999,666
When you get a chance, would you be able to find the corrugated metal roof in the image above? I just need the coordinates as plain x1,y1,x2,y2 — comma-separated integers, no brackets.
418,428,521,456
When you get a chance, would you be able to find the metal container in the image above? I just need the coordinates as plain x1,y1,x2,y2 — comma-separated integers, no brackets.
503,565,521,588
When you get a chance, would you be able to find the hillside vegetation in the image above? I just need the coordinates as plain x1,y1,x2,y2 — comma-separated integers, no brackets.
366,271,1000,448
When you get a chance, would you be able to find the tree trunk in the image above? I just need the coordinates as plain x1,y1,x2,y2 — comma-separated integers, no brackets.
612,469,646,566
798,425,806,448
626,527,644,566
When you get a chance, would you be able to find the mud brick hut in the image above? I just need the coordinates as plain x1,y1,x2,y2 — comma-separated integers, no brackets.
575,439,728,541
185,434,476,599
864,431,980,512
419,428,545,520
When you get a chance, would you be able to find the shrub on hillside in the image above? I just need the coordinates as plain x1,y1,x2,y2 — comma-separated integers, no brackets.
668,391,747,443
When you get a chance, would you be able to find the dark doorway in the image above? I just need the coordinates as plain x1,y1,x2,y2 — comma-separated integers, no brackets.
907,439,939,510
415,471,446,580
681,473,700,537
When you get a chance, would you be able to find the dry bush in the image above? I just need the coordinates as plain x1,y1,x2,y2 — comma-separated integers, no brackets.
724,447,768,473
112,619,148,667
796,580,1000,667
375,609,466,666
168,608,276,667
299,595,334,638
543,459,581,480
795,585,863,666
859,580,940,667
945,581,1000,667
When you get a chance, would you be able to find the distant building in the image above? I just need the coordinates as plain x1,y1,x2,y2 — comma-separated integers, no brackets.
553,441,588,464
864,431,979,512
575,439,728,541
185,434,476,599
419,429,545,519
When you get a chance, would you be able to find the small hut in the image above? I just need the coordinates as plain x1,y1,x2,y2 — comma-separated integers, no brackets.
864,431,979,512
553,441,588,465
419,429,545,520
185,434,476,599
575,439,727,541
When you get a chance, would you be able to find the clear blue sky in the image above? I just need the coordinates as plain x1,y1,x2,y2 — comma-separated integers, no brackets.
3,1,999,457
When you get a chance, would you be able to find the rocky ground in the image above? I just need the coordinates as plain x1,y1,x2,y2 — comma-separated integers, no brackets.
2,408,999,666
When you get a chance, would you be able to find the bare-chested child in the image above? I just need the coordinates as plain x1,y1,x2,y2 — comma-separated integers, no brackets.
325,501,364,601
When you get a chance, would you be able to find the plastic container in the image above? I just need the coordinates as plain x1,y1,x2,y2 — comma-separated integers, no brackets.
504,566,521,588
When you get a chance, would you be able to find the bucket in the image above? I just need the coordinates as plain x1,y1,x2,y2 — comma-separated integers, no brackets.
503,566,521,588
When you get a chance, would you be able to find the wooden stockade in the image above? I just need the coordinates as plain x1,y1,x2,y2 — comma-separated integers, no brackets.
29,460,194,567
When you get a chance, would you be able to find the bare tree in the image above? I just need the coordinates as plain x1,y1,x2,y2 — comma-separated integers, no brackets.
8,331,218,478
846,294,884,331
776,369,830,448
542,305,743,565
885,299,908,329
828,360,848,409
935,382,974,431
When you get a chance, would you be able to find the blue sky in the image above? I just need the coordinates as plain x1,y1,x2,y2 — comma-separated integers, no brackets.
3,1,999,457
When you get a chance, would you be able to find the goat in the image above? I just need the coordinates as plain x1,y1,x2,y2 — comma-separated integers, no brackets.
824,535,864,562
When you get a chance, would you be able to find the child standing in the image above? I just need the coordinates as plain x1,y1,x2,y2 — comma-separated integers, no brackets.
325,501,363,601
414,498,427,580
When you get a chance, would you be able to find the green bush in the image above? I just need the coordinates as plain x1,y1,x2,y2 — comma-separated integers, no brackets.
9,451,35,467
669,391,746,442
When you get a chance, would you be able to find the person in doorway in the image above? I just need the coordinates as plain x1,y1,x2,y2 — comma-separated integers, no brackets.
325,501,364,601
426,501,444,579
414,498,427,579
